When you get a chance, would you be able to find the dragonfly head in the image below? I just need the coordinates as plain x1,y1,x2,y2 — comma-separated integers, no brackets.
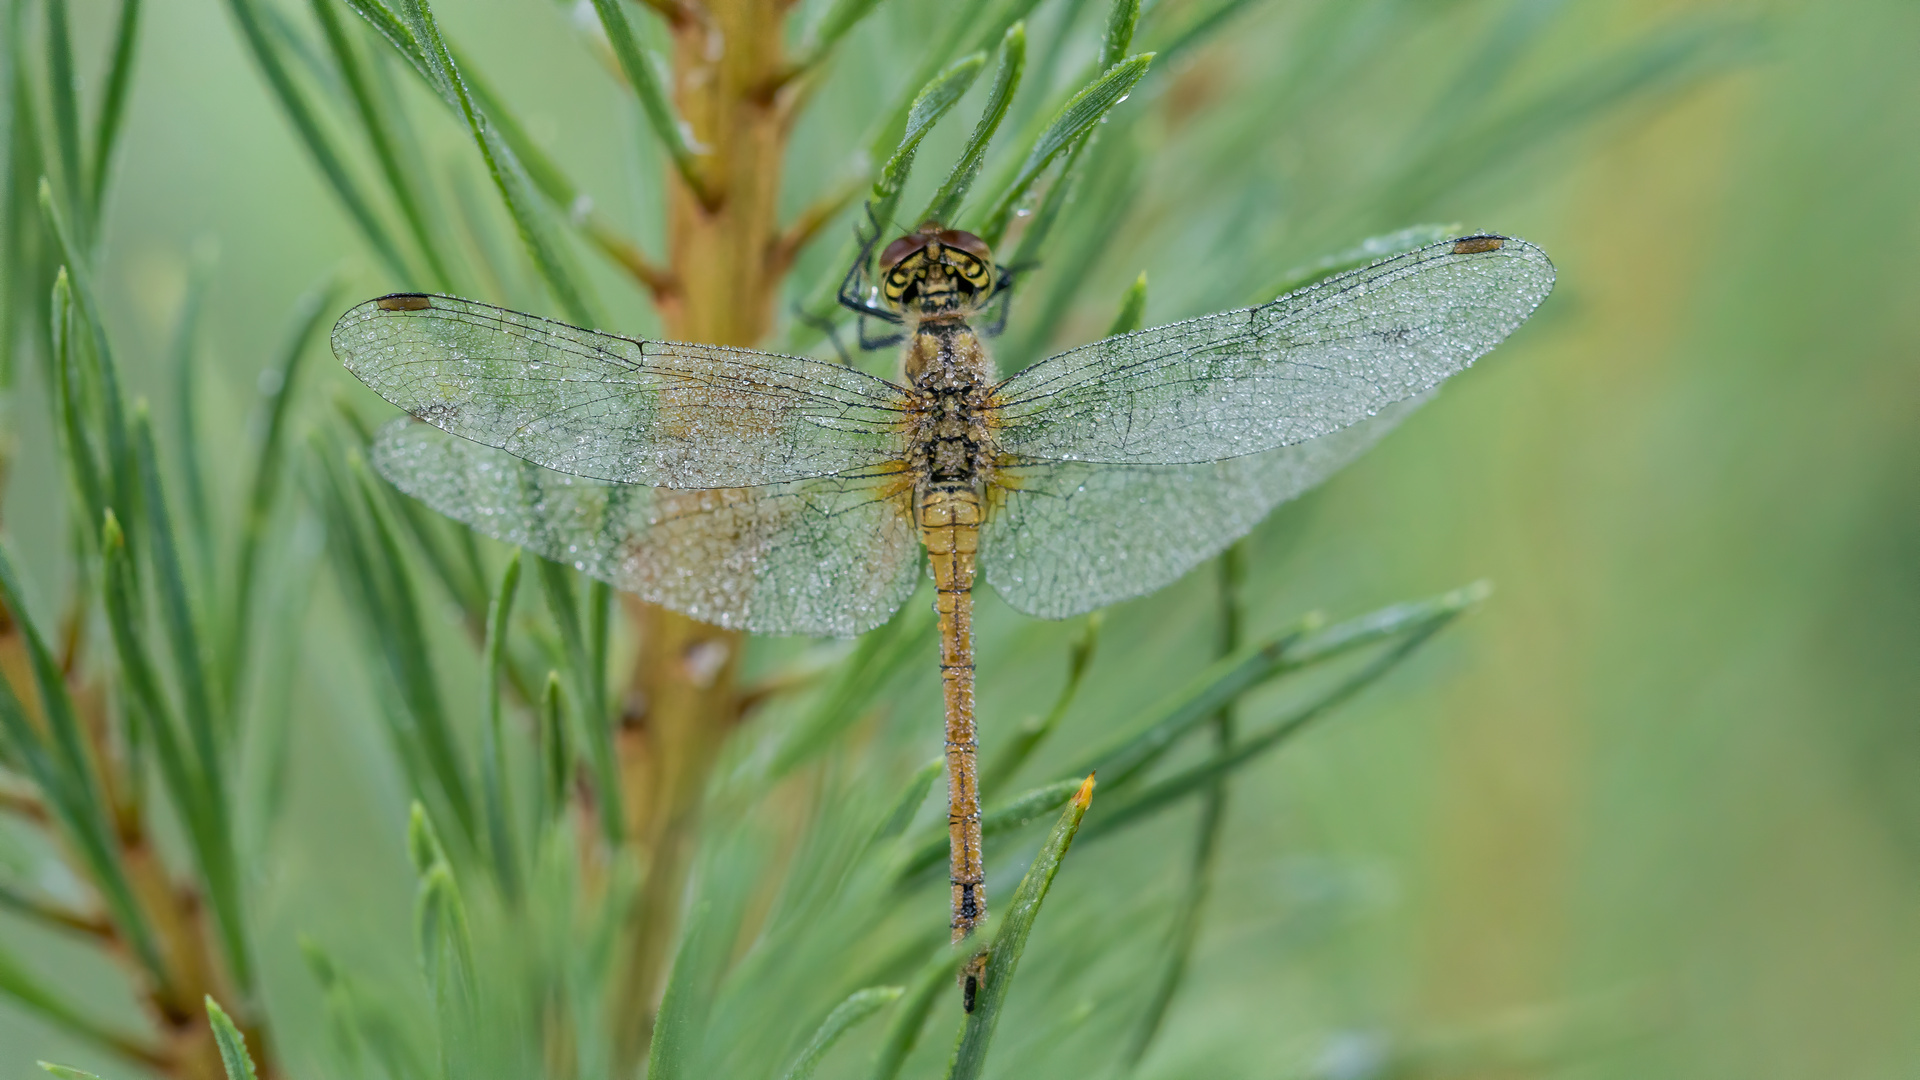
879,224,995,320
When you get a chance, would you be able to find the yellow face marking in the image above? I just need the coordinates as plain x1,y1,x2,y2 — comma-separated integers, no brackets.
378,294,434,311
1451,236,1505,255
949,249,991,290
882,243,995,311
883,249,928,305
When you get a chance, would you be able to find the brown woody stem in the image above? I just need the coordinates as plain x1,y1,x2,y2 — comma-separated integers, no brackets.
768,174,865,281
0,609,273,1080
605,0,795,1069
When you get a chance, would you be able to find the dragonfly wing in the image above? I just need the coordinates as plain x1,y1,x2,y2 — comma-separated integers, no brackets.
335,294,909,488
991,236,1552,465
372,419,923,637
980,396,1426,619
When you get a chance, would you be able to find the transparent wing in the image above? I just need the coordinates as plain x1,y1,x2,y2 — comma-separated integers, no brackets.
991,236,1552,465
981,396,1426,619
372,419,923,637
334,294,910,488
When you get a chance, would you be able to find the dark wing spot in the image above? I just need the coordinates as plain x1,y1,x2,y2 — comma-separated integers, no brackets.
1451,236,1506,255
377,294,434,311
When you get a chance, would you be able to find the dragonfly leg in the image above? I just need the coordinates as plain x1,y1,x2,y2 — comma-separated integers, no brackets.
979,283,1013,338
972,263,1022,339
836,258,896,321
792,301,855,364
837,291,900,325
836,205,903,324
856,315,905,352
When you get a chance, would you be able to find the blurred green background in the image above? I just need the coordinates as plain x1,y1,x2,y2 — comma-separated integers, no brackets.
4,0,1919,1077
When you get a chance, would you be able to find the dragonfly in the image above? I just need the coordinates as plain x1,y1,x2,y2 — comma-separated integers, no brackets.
332,224,1555,963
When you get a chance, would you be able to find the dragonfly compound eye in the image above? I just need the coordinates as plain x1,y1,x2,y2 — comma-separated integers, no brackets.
880,225,996,316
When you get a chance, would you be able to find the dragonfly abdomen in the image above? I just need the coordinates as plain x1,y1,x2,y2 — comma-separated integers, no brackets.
921,484,985,940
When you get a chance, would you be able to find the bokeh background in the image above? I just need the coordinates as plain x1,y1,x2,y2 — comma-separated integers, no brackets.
4,0,1918,1077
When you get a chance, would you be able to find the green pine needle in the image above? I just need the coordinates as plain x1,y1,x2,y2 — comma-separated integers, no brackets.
205,998,261,1080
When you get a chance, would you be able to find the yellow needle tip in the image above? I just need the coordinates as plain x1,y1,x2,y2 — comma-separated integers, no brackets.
1072,772,1097,809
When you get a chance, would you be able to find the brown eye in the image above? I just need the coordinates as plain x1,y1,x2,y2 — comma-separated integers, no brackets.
880,235,929,272
936,229,993,265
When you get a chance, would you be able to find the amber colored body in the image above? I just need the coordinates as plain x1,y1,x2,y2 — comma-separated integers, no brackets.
904,319,997,940
923,482,984,941
886,227,1002,942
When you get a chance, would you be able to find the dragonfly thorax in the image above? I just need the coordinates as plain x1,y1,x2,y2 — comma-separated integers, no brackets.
880,224,995,320
904,319,995,387
904,322,997,488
